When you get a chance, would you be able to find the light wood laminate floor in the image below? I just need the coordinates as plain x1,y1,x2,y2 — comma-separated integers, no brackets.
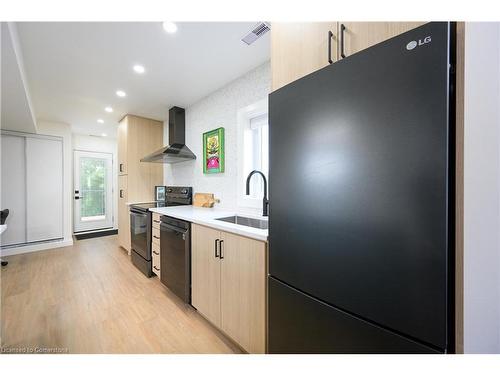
1,235,242,354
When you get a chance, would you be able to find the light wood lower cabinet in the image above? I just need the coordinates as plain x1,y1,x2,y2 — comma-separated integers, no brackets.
219,230,267,354
192,224,222,328
191,224,267,353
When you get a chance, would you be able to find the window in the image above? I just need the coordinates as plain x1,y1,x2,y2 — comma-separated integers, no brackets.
248,114,269,198
237,98,269,210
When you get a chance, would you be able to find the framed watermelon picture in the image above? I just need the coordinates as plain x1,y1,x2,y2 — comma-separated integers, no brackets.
203,127,225,174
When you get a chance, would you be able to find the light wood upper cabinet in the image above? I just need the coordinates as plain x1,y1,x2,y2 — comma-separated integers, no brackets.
117,116,128,175
192,224,222,327
191,224,267,353
220,230,267,354
271,22,427,91
339,22,426,58
271,22,338,91
117,114,164,253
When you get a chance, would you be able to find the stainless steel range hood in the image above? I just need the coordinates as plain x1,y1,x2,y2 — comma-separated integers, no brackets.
141,106,196,164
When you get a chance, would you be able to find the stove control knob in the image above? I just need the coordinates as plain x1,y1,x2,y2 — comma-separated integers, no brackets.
182,189,187,194
167,188,173,193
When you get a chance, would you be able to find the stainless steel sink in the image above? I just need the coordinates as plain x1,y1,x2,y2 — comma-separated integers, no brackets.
215,215,268,230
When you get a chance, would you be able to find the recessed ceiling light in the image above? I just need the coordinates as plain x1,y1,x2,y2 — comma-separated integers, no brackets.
162,22,178,34
116,90,126,97
97,119,104,124
133,64,145,74
101,133,107,137
105,106,113,113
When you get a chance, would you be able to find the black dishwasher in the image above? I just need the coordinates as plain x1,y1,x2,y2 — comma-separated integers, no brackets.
160,215,191,303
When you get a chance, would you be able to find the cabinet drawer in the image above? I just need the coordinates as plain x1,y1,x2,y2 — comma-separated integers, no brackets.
152,216,161,229
152,213,161,227
152,227,161,245
152,242,160,257
152,251,161,278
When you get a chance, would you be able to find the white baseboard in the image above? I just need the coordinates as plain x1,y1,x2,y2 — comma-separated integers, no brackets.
0,238,74,257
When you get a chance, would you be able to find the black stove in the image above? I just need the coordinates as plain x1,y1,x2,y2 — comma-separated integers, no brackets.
129,186,192,277
130,186,192,213
129,201,168,213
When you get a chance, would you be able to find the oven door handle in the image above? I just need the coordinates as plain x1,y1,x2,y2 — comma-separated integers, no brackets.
160,222,188,235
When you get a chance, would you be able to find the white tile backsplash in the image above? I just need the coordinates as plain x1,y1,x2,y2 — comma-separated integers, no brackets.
164,62,270,215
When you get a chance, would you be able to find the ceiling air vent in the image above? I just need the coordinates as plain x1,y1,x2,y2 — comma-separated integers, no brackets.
241,22,271,45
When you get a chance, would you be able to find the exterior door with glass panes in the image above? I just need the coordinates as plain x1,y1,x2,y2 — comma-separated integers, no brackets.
74,151,113,232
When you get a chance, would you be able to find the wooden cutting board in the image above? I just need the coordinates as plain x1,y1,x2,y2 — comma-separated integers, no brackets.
193,193,217,208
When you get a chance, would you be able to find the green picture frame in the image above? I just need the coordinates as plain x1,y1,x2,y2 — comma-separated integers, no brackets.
203,127,225,174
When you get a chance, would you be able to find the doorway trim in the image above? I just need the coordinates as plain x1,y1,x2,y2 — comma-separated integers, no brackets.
73,150,113,233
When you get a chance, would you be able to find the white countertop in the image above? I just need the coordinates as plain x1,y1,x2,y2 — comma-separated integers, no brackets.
149,206,268,242
0,224,6,235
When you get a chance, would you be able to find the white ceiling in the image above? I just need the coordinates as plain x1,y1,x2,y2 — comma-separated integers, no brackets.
16,22,270,137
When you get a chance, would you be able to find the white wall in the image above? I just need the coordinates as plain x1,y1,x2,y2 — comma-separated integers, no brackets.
36,121,73,244
463,22,500,354
72,134,118,229
164,62,270,215
1,22,37,134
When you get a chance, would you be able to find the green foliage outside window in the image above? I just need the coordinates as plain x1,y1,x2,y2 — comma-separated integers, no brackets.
80,157,106,218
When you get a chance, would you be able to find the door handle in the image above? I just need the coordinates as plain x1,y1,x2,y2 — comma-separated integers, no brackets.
328,30,334,64
340,23,346,59
214,239,220,258
219,240,224,259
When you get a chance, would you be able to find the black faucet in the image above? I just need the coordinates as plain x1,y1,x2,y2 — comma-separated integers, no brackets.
246,170,269,217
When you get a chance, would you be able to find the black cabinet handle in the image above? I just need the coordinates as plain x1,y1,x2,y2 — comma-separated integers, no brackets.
153,235,160,239
214,239,220,258
74,196,80,200
153,220,160,224
119,163,124,172
119,189,124,198
153,266,160,271
153,250,159,255
340,23,346,59
328,30,334,64
219,240,224,259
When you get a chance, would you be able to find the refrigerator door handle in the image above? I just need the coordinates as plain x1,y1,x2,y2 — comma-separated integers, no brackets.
340,23,346,59
328,30,334,64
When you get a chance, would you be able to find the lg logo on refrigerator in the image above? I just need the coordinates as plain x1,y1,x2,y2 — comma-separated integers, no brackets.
406,36,432,50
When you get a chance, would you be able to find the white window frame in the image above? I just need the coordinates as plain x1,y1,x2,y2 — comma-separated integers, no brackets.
237,98,269,211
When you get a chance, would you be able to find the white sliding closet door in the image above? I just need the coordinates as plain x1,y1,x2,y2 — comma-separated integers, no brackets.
0,134,27,246
25,137,63,242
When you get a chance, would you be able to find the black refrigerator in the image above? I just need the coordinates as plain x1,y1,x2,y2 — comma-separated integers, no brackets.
268,22,455,354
